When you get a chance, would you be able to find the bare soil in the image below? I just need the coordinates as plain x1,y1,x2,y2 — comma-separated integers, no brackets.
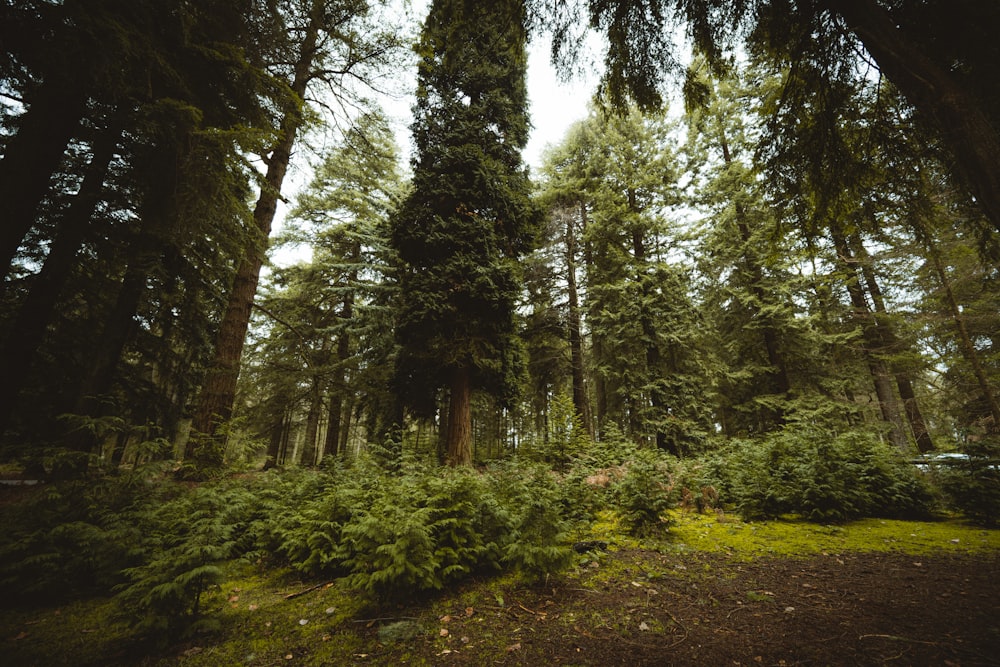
361,549,1000,666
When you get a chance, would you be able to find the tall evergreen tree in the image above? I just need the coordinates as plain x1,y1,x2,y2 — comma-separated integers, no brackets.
391,0,542,465
189,0,403,467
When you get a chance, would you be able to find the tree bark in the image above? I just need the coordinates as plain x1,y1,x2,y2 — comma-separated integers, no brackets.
851,233,935,453
567,202,593,437
829,222,910,452
189,10,321,459
445,365,473,465
0,84,88,286
828,0,1000,233
300,379,323,466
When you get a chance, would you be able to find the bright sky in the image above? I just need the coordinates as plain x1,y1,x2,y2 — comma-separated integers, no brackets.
270,6,600,267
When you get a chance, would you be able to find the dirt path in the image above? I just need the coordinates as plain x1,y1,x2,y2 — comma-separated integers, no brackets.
368,549,1000,666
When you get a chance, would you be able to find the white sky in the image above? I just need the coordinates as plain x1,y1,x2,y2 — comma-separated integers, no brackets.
270,11,599,267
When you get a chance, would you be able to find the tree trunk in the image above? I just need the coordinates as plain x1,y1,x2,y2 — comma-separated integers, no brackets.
828,0,1000,233
65,238,159,458
567,202,593,437
445,365,473,466
851,233,935,452
0,84,88,285
323,297,353,457
0,117,123,435
189,12,320,460
300,380,323,466
829,222,910,452
926,240,1000,427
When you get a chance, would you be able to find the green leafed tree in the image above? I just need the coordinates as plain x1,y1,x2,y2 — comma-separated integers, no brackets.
391,0,543,465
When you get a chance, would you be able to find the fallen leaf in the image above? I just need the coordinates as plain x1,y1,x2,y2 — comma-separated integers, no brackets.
440,614,452,623
228,595,240,602
325,607,336,615
465,607,474,617
248,604,258,611
437,649,453,655
14,631,28,640
506,642,521,652
639,621,650,631
299,619,309,625
285,653,293,660
439,628,449,637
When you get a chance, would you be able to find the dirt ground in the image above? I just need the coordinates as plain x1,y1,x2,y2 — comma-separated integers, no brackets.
361,549,1000,666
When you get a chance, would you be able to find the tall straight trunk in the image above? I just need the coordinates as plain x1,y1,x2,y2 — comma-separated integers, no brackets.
190,12,321,458
828,0,1000,233
300,380,323,466
0,84,89,285
323,297,354,457
0,118,123,435
829,222,910,452
926,241,1000,427
850,233,935,452
445,365,473,465
567,203,593,437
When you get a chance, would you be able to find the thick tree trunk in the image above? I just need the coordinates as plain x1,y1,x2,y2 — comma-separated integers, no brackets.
445,365,473,465
0,118,122,436
567,203,593,437
189,13,320,460
0,85,88,285
828,0,1000,233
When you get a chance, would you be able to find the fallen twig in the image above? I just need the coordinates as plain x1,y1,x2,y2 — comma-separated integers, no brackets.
283,582,331,600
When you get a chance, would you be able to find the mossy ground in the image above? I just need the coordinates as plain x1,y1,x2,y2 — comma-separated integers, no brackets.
3,511,998,666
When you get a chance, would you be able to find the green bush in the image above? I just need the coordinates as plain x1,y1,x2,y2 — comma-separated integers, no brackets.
114,483,260,637
728,426,934,522
613,450,676,536
935,435,1000,525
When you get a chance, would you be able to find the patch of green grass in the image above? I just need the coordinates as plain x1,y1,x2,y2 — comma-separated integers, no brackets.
666,511,1000,559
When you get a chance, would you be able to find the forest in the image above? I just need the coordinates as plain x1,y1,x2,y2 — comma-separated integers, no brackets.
1,0,999,664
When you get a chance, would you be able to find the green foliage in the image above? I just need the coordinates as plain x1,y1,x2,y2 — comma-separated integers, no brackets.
727,426,935,522
935,435,1000,526
489,461,575,582
265,457,576,600
0,476,153,604
612,450,676,536
113,482,261,637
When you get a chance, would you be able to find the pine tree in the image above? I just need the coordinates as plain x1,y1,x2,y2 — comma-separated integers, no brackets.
391,0,542,465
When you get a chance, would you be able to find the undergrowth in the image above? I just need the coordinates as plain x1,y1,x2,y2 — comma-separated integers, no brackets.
0,423,992,646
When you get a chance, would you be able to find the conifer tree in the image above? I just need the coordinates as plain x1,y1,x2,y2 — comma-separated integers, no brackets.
391,0,542,465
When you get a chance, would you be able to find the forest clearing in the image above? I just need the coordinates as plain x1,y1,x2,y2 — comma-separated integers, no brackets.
3,474,998,667
3,1,1000,664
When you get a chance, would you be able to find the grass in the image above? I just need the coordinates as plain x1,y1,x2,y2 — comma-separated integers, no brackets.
2,510,998,666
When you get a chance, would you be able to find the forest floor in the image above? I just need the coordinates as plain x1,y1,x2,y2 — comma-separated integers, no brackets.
3,512,999,666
